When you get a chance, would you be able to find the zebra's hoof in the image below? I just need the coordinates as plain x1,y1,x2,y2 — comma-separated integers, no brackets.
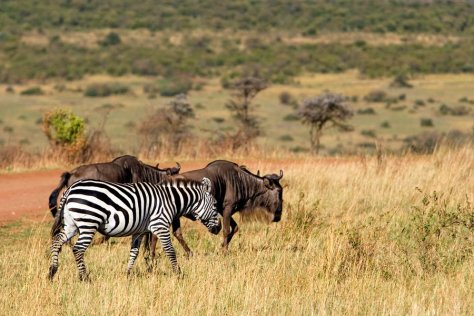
48,266,58,281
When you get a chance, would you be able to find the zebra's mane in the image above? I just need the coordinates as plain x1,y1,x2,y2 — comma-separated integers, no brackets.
159,178,203,188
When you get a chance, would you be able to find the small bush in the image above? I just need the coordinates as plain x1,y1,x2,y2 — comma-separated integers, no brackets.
420,118,434,127
212,117,225,124
357,142,376,149
5,86,14,93
84,83,129,97
158,78,193,97
279,134,294,142
42,108,85,146
279,91,295,105
283,113,299,121
361,129,377,138
380,121,390,128
439,104,470,116
100,32,121,47
357,107,376,115
364,90,387,103
389,74,413,88
390,105,407,111
20,86,43,95
414,99,425,106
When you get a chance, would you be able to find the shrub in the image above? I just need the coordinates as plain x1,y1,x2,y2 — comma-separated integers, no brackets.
420,118,434,127
403,131,441,154
357,107,376,115
5,86,14,93
20,86,43,95
389,73,413,88
84,83,129,97
390,105,407,111
279,91,295,105
158,77,193,97
380,121,391,128
364,90,387,103
283,113,299,121
212,117,225,124
439,104,470,116
100,32,121,46
361,129,377,138
279,134,294,142
42,108,85,146
414,99,425,106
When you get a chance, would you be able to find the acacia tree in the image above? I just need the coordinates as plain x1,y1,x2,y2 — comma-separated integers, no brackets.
138,93,195,155
298,93,353,154
225,76,267,147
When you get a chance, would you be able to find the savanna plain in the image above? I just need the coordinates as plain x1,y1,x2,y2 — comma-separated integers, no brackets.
0,147,473,315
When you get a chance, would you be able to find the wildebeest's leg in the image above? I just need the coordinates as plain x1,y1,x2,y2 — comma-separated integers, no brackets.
49,225,78,280
221,206,233,251
127,234,143,275
226,217,239,244
93,234,110,245
151,226,180,273
73,230,96,281
172,218,193,258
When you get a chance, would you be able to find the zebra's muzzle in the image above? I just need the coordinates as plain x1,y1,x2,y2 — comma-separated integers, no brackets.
208,220,222,235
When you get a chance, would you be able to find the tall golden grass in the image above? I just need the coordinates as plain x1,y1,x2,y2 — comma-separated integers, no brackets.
0,146,473,314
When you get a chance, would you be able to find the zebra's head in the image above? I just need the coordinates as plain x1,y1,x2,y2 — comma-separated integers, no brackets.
193,177,221,235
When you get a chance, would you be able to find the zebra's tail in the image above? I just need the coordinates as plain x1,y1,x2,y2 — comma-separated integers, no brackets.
51,187,69,237
48,172,71,217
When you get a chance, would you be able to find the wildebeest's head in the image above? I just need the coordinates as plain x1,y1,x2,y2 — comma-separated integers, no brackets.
156,162,181,175
193,177,221,235
250,170,284,222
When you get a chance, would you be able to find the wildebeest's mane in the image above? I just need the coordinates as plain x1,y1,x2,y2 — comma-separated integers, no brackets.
238,165,262,179
135,163,170,183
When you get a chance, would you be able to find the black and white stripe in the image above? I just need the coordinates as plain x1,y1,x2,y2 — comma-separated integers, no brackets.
49,177,219,281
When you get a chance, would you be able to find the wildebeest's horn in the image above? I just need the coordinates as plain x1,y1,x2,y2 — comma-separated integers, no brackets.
257,170,260,177
156,163,160,168
175,162,181,171
277,170,283,180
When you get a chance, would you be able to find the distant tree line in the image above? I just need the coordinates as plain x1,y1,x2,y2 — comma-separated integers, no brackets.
1,0,474,34
1,37,474,83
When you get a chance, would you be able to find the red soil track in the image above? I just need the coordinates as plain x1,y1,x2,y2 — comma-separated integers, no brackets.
0,170,62,225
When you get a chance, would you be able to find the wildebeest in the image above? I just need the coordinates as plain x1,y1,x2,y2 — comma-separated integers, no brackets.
148,160,284,258
48,155,181,217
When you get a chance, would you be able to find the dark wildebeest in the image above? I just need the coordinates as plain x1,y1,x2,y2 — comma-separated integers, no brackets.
47,155,181,249
48,155,181,217
147,160,284,258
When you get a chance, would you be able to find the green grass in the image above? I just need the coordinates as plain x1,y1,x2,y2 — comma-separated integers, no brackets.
0,72,473,154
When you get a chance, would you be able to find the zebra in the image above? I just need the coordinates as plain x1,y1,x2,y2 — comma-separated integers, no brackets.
48,177,220,281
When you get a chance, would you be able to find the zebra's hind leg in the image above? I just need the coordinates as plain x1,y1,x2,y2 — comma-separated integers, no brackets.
127,234,143,276
49,225,77,281
72,230,96,281
151,227,180,274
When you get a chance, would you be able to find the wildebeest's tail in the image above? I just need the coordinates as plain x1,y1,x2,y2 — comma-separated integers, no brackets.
48,172,71,217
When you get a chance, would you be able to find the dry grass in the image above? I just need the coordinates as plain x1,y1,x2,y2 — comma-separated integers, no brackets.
0,147,473,314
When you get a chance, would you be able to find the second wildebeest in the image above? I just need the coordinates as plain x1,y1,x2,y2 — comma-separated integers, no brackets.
48,155,181,217
47,155,181,249
147,160,284,258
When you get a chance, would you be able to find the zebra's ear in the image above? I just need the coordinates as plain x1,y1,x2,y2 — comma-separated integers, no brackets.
201,177,212,193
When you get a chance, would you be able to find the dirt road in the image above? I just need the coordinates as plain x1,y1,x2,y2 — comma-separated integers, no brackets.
0,169,62,225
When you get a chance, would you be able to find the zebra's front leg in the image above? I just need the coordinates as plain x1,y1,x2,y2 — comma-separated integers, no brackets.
152,227,180,274
127,234,143,276
72,231,96,281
